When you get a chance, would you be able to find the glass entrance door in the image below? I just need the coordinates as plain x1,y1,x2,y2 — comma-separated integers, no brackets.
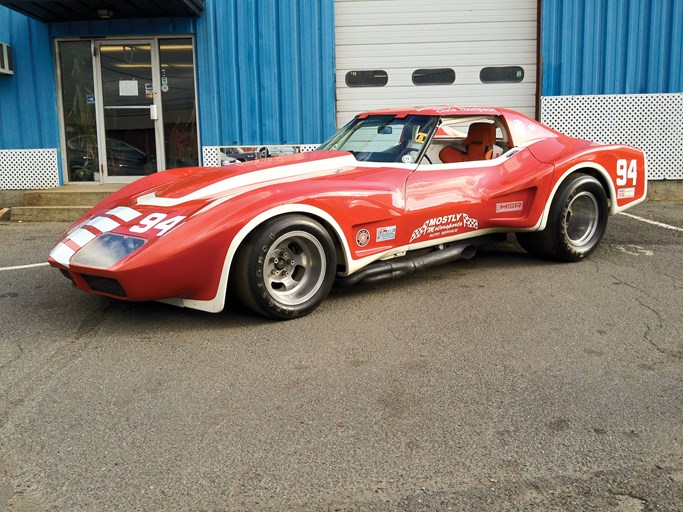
96,41,161,182
58,37,199,184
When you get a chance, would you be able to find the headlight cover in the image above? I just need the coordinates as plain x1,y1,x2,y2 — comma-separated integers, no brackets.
71,233,146,269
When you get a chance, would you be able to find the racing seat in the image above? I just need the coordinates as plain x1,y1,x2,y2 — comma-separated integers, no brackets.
439,122,496,163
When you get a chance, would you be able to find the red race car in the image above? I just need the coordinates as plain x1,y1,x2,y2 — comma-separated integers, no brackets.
49,106,647,319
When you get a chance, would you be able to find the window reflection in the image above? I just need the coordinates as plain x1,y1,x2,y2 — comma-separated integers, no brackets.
160,38,199,168
59,41,99,182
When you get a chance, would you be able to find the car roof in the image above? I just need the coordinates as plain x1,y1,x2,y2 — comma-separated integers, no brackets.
357,105,504,118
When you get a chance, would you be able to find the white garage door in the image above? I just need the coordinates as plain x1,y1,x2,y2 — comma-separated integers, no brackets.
334,0,538,126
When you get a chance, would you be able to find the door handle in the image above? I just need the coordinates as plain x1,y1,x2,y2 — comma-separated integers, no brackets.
149,105,158,120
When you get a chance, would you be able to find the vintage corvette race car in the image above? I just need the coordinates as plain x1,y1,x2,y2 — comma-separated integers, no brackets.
48,106,647,319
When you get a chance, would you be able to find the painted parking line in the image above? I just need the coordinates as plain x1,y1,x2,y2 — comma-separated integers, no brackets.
1,213,677,272
0,262,50,272
619,212,683,232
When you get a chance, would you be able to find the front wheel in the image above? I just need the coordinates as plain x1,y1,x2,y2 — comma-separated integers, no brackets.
516,173,608,262
231,215,337,319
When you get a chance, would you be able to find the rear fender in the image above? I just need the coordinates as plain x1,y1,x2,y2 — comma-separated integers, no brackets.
537,156,647,231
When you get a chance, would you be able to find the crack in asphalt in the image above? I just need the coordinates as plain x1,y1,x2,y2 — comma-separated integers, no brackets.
605,271,682,361
0,339,23,372
0,304,112,430
634,296,683,361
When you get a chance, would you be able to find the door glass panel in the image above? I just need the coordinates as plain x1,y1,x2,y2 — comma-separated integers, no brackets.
58,41,99,182
99,43,157,177
159,38,199,168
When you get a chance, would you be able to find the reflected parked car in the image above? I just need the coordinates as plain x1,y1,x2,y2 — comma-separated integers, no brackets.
67,136,157,177
221,146,269,162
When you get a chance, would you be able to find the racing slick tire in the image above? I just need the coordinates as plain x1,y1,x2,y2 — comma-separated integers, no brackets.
516,173,608,262
231,215,337,319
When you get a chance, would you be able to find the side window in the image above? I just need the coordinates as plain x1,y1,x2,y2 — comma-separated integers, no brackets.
345,70,388,87
427,117,510,164
412,68,455,86
480,66,524,83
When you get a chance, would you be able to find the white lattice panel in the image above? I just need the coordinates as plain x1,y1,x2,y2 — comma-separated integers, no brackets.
0,149,60,190
202,146,220,167
541,93,683,180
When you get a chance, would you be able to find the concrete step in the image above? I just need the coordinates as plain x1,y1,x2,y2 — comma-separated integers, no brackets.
6,184,125,222
23,185,122,207
10,206,92,223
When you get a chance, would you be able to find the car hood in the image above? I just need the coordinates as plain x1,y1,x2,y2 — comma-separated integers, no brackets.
49,150,392,270
132,150,359,210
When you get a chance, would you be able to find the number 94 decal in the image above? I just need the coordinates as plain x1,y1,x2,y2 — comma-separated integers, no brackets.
130,213,186,236
616,159,638,187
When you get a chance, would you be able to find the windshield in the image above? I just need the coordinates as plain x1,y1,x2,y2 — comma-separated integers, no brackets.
318,114,438,164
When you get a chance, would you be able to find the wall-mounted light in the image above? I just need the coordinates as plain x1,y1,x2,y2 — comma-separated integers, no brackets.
97,9,113,19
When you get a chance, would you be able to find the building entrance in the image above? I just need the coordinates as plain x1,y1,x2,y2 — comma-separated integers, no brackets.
57,37,198,183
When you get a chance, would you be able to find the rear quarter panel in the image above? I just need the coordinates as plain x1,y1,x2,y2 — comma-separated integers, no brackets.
526,138,647,213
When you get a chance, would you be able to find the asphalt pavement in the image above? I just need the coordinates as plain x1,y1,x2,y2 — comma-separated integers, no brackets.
0,202,681,511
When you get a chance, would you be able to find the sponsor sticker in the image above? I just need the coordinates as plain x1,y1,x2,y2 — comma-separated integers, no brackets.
410,213,479,242
356,229,371,247
496,201,524,213
617,187,636,199
376,226,396,242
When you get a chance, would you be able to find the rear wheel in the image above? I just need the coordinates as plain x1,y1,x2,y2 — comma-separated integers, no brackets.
231,215,336,319
516,173,608,262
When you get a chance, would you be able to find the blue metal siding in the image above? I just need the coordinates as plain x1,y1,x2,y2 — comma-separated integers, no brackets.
195,0,336,146
541,0,683,96
0,7,59,150
1,0,335,154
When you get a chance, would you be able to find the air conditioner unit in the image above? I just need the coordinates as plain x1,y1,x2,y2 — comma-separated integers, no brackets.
0,43,13,75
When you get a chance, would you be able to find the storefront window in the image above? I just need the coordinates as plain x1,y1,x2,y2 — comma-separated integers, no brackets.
159,38,199,168
58,41,99,182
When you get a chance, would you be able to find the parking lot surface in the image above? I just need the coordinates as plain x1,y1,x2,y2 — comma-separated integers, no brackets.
1,202,682,511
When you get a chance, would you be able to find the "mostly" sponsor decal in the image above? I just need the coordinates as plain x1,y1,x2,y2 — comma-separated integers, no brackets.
410,213,478,242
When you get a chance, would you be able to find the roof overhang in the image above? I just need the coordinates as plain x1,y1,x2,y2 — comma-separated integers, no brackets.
0,0,204,22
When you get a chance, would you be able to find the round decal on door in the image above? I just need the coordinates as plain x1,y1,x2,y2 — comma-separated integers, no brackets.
356,229,370,247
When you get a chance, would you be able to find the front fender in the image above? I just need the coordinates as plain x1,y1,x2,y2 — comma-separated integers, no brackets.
173,203,350,313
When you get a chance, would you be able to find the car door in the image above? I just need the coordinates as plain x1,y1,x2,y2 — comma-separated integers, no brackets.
403,146,555,246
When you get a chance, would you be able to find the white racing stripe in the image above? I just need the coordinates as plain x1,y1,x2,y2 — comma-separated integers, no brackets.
49,243,75,267
136,154,358,207
67,228,96,247
0,262,50,272
45,205,134,270
107,206,142,222
87,216,120,233
620,212,683,232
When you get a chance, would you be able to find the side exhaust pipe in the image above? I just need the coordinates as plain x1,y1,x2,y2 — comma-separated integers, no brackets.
336,234,503,287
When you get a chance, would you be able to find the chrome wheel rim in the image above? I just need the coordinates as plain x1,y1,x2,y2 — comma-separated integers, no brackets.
565,191,599,246
263,231,326,305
